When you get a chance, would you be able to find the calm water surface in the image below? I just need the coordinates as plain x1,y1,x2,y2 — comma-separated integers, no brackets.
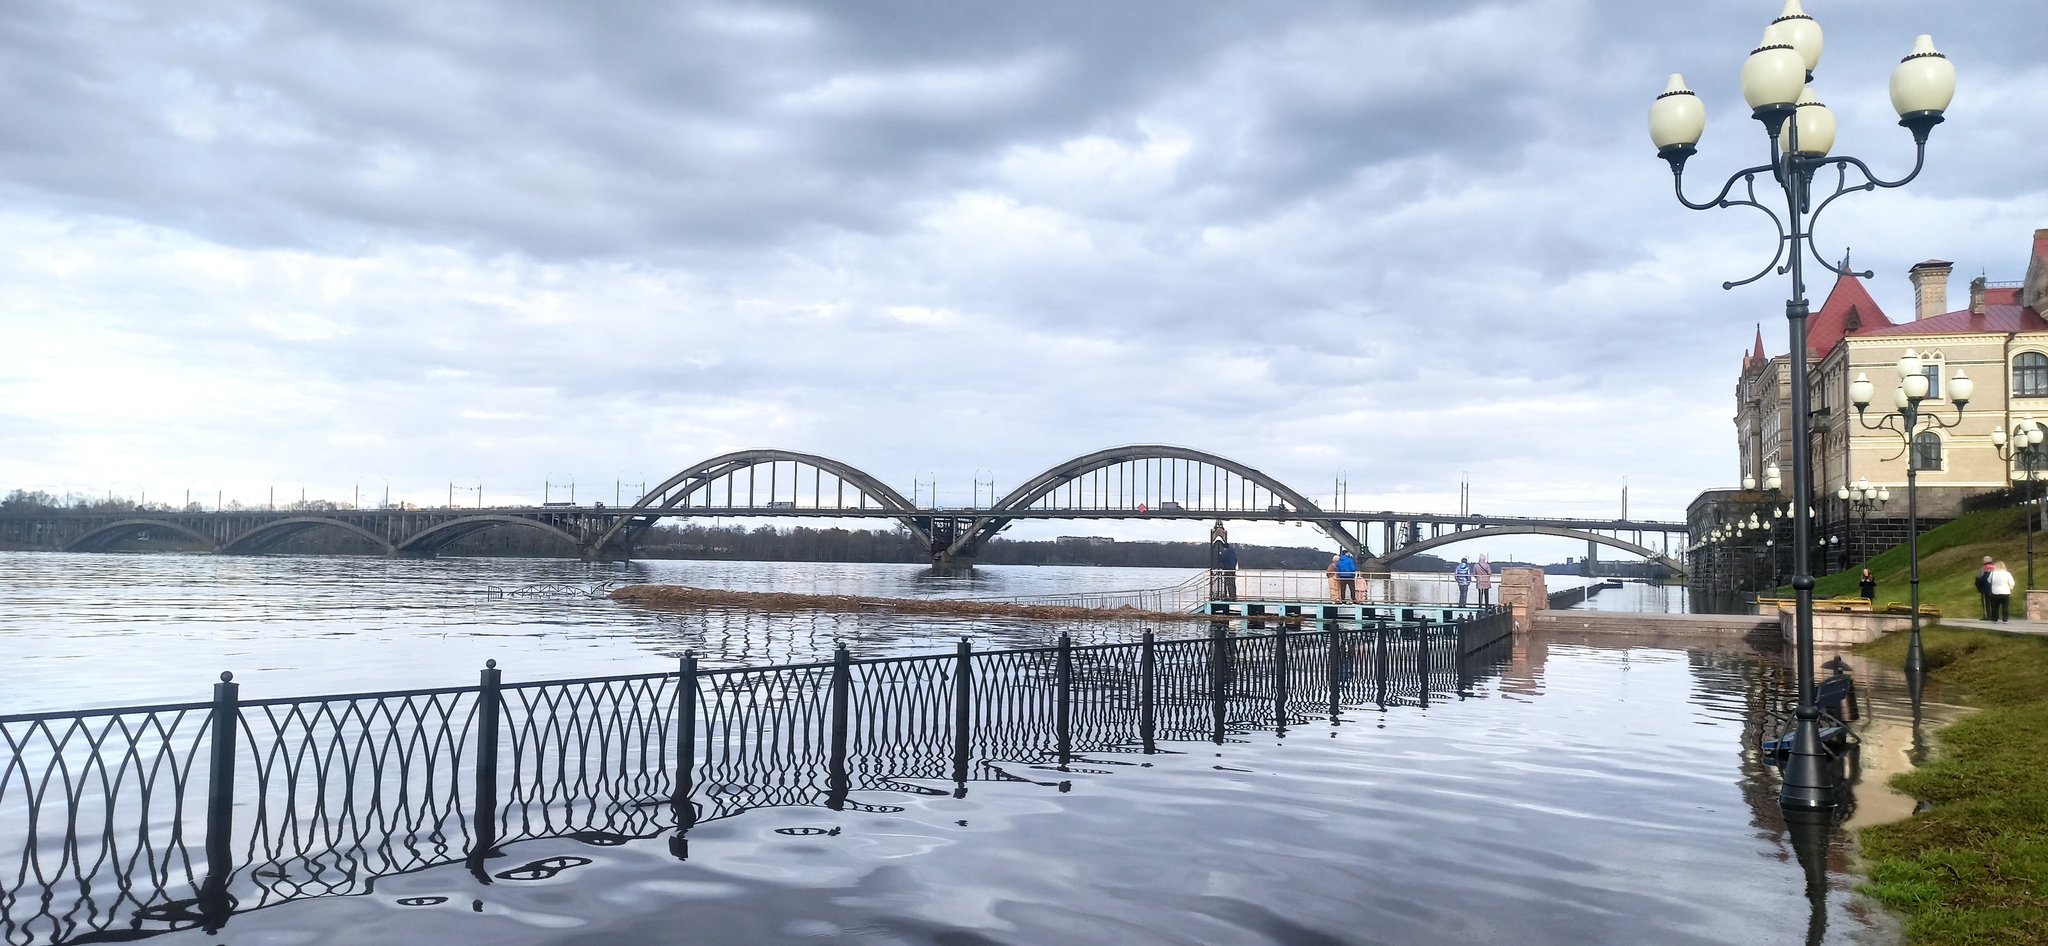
0,553,1958,945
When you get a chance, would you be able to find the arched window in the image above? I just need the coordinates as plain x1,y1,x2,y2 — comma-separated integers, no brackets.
2016,352,2048,397
1913,430,1943,471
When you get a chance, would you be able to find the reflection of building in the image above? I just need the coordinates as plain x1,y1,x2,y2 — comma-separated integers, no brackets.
1697,230,2048,585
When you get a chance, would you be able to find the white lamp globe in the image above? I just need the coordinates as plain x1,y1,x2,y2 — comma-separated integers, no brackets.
1780,87,1837,156
1949,370,1974,403
1743,475,1758,491
1649,74,1706,153
1894,386,1910,410
1741,24,1806,110
1904,372,1930,401
1897,353,1922,377
1772,0,1823,73
1890,35,1956,119
1837,487,1850,500
1879,488,1891,502
1849,373,1874,407
1993,427,2008,446
2031,424,2045,446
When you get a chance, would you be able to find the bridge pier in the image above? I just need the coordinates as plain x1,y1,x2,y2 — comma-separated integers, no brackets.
930,551,976,574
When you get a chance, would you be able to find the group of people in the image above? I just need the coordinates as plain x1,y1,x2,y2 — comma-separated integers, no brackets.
1976,556,2018,622
1322,551,1492,605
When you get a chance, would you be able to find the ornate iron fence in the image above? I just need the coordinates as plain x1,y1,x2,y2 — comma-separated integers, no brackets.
1,614,1515,945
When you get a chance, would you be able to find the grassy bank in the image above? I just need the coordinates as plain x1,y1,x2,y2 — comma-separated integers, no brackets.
1809,507,2033,618
1854,627,2048,943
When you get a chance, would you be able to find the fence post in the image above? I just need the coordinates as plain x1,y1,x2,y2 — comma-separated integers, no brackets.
1416,619,1431,708
1210,623,1229,744
827,643,851,808
1326,621,1342,724
673,653,697,823
466,660,502,881
1140,630,1156,754
1273,624,1289,731
953,639,972,789
199,671,239,931
1056,633,1073,765
1374,619,1390,709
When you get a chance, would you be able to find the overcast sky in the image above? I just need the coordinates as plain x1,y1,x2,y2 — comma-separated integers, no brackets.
1,0,2042,554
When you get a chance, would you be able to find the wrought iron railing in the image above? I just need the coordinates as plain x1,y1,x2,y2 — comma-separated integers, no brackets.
0,612,1514,946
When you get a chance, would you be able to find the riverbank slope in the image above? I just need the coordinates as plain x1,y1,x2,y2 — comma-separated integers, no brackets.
1854,627,2048,944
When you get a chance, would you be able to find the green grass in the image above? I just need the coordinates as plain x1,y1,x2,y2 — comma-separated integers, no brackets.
1853,627,2048,944
1805,507,2035,619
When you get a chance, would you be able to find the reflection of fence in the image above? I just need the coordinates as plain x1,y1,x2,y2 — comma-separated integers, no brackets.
1,614,1514,946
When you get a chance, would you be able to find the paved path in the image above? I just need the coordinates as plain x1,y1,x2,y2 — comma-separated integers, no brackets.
1933,617,2048,637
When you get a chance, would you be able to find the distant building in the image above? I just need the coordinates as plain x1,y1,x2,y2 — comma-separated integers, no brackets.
1699,229,2048,585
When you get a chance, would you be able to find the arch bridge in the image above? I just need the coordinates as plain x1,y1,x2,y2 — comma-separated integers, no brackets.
0,446,1687,575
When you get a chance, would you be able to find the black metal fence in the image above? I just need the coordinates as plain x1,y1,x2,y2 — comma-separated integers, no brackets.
0,612,1514,946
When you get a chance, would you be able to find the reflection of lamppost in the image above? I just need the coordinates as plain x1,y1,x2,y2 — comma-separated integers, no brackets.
1835,476,1889,568
1649,0,1955,813
1849,353,1974,675
1991,418,2047,589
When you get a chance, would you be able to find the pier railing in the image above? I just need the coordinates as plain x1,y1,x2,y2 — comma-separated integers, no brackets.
973,569,1490,615
0,613,1513,946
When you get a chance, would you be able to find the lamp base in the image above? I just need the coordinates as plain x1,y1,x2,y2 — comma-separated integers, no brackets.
1898,110,1945,144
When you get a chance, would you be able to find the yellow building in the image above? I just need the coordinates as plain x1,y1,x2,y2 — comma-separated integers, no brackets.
1715,229,2048,577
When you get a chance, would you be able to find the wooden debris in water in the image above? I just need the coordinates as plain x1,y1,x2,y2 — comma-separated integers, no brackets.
608,584,1205,623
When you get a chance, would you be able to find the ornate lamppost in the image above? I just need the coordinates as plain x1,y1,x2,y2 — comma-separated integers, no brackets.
1847,353,1974,674
1648,0,1955,812
1991,418,2047,590
1836,477,1889,568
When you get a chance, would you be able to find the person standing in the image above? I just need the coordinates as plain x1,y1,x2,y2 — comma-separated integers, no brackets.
1989,560,2016,622
1336,550,1358,603
1454,557,1474,606
1326,553,1342,602
1858,568,1876,603
1475,554,1494,607
1219,541,1239,602
1977,556,1995,620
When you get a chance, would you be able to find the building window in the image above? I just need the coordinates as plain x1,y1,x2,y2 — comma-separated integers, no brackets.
1923,362,1941,399
2016,352,2048,397
1913,430,1943,471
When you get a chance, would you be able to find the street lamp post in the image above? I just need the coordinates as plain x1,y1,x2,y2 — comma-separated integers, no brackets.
1650,0,1954,812
1848,354,1974,674
1835,477,1889,568
1991,419,2047,590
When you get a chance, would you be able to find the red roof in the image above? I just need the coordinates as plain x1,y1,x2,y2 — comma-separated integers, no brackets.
1854,304,2048,337
1806,271,1893,358
1750,326,1766,363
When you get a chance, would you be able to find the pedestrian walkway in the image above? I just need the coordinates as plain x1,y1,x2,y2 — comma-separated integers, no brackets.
1936,617,2048,637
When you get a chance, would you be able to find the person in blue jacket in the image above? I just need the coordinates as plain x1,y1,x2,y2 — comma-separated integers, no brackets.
1335,550,1357,602
1454,557,1474,606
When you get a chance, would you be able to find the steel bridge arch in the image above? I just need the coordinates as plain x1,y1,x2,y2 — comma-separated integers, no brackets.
63,519,220,553
593,449,929,559
221,516,397,555
951,445,1361,560
1373,525,1687,576
396,515,587,557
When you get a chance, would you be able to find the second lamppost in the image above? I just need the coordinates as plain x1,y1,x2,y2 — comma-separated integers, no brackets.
1650,0,1955,811
1848,354,1974,673
1992,419,2047,591
1836,477,1889,569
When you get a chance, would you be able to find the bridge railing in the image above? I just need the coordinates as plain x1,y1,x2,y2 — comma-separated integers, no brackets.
0,616,1515,946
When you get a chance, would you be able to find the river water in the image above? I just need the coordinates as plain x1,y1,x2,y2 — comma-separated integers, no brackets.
0,552,1957,945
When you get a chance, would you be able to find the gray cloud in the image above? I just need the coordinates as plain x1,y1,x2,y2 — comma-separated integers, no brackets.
1,0,2043,542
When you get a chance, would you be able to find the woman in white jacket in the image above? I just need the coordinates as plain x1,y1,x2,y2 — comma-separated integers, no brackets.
1988,560,2017,622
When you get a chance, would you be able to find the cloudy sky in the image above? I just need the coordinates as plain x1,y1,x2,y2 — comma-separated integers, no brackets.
1,0,2042,553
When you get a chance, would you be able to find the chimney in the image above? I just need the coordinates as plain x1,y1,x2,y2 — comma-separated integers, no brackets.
2025,228,2048,312
1909,259,1953,320
1971,276,1987,314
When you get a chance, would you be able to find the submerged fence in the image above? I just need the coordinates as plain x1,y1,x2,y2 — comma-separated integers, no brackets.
0,611,1514,946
